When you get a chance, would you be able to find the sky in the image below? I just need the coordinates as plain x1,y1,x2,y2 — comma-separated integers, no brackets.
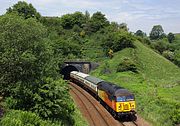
0,0,180,34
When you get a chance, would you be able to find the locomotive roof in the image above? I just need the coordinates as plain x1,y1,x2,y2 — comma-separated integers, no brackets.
85,76,104,85
98,81,132,96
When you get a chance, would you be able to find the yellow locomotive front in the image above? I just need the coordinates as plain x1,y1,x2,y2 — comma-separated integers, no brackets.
115,95,136,113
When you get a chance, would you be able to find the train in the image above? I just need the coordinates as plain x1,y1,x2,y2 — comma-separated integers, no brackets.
70,71,137,120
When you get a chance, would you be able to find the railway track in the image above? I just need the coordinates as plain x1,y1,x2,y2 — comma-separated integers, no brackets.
122,121,138,126
69,82,120,126
69,82,151,126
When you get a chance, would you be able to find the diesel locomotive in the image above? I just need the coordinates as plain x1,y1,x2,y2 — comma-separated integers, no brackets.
70,71,136,120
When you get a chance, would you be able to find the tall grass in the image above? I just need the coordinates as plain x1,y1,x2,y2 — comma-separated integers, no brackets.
91,40,180,126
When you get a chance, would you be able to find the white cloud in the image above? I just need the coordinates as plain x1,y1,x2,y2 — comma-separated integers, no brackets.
0,0,180,33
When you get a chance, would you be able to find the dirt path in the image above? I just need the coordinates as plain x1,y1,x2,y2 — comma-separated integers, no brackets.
69,82,151,126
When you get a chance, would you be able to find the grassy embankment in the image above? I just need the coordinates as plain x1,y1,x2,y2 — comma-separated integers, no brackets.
91,40,180,126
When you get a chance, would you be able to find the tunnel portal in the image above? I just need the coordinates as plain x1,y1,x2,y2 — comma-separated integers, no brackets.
60,65,79,80
60,61,99,80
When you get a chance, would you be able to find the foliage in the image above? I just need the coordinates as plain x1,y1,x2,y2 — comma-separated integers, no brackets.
107,22,120,32
162,50,174,61
151,39,169,54
150,25,165,40
0,14,75,125
52,36,82,58
0,110,60,126
136,36,151,45
135,30,146,37
100,62,111,74
40,17,63,35
32,78,75,123
89,11,109,32
102,31,135,53
0,14,46,95
1,1,180,125
60,12,86,29
119,23,128,31
6,1,41,19
91,40,180,126
117,58,137,73
174,49,180,67
167,32,175,43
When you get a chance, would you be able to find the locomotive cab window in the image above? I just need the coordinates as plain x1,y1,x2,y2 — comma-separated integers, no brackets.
116,95,134,102
116,96,126,102
126,95,135,101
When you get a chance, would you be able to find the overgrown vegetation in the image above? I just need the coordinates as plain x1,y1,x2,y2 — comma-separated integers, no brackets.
91,41,180,126
116,58,137,73
0,1,179,126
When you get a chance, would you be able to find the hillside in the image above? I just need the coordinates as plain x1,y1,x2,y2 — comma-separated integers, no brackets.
91,40,180,126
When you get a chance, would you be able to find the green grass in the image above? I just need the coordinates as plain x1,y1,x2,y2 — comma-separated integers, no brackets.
91,40,180,126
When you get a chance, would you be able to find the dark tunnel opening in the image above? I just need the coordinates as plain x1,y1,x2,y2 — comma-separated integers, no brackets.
60,65,79,80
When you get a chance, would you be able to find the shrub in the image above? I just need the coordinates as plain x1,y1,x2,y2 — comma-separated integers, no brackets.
0,14,75,125
151,39,169,54
162,50,174,61
117,58,137,73
102,31,135,53
100,62,111,74
0,110,60,126
5,78,75,125
174,49,180,67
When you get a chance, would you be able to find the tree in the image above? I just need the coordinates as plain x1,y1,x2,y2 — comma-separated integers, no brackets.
107,22,120,32
167,32,175,43
0,14,75,124
119,23,128,31
6,1,41,19
135,30,146,37
85,10,90,21
102,32,135,52
89,11,109,32
60,12,86,29
0,14,46,95
150,25,165,40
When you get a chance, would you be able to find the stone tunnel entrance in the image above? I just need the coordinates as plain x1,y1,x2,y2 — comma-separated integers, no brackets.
60,61,99,80
60,65,79,80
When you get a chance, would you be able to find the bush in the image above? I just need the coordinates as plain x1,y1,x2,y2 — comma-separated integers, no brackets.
0,14,75,125
100,62,111,74
162,50,174,61
151,39,169,54
5,78,75,125
174,49,180,67
117,58,137,73
0,110,60,126
102,31,135,53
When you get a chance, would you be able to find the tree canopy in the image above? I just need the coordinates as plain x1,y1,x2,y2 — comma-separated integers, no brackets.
135,30,146,37
167,32,175,43
0,14,74,125
89,11,109,32
6,1,41,19
150,25,165,40
60,12,86,29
